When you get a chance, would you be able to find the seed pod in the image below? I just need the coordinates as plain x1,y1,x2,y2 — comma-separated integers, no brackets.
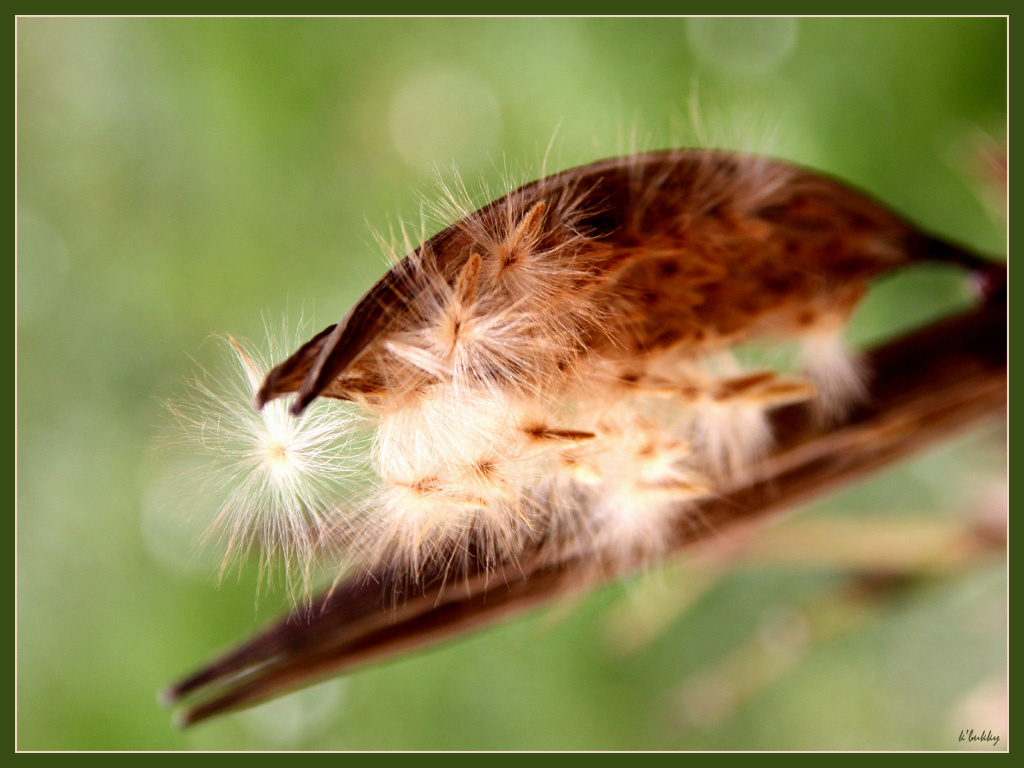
249,150,996,576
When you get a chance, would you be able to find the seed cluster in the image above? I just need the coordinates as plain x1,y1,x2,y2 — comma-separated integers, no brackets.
180,150,960,593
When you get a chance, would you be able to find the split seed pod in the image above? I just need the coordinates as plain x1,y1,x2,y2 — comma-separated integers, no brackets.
243,149,994,582
164,148,1005,723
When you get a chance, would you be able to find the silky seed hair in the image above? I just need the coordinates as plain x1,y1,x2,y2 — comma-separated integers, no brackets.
174,148,989,595
165,327,373,600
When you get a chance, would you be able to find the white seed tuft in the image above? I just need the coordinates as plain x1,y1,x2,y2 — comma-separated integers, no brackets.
165,330,371,599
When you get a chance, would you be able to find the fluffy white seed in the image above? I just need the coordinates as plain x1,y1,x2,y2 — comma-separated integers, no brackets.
166,332,371,598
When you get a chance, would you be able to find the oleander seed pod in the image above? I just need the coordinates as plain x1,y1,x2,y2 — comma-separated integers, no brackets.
246,149,995,580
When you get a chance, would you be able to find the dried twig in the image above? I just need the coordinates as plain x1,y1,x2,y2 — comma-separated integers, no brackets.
165,292,1006,726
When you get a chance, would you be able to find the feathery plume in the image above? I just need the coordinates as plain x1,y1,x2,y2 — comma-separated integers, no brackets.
165,329,371,599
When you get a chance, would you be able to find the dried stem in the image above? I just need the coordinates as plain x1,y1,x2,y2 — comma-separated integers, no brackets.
166,293,1006,726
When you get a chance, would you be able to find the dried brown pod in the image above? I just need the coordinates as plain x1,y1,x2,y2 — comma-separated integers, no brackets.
164,149,1005,723
252,150,999,573
260,151,991,416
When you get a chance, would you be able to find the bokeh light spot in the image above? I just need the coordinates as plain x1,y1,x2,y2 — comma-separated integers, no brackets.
388,67,501,174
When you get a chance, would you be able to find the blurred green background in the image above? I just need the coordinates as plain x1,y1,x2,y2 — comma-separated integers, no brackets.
17,17,1006,750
